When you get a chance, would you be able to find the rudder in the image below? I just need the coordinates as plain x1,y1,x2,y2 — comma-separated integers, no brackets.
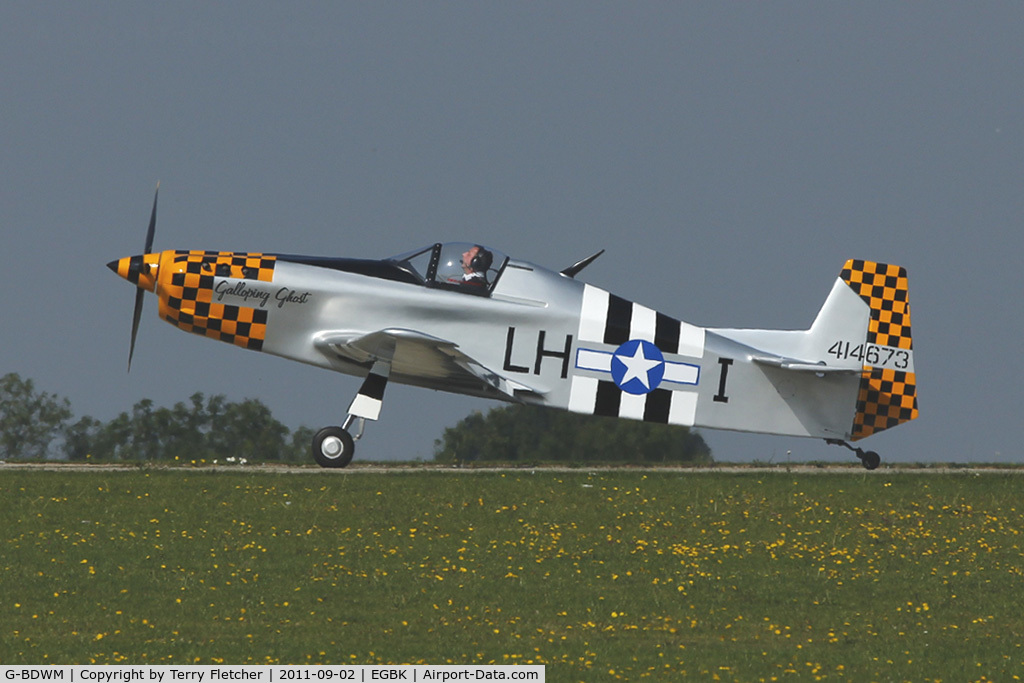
839,260,919,440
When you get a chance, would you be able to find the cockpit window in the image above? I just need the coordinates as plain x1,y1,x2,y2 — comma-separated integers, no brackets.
388,243,508,295
389,245,434,282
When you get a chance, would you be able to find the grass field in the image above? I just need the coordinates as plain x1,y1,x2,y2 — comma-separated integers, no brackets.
1,466,1023,681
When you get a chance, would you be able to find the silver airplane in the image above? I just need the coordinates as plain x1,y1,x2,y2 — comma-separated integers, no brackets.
109,188,918,469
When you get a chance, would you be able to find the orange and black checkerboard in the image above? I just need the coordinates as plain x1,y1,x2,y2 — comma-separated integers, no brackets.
852,367,919,439
158,251,276,351
841,259,919,439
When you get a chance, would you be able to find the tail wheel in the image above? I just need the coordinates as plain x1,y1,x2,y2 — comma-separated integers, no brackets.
825,439,883,470
860,450,881,471
312,426,355,468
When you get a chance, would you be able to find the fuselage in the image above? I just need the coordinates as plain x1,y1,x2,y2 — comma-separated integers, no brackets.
109,244,917,443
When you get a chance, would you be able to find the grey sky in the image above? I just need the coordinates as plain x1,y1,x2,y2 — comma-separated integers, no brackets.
2,3,1021,464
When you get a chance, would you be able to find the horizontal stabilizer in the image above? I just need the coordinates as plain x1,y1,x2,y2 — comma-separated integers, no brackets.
751,355,861,374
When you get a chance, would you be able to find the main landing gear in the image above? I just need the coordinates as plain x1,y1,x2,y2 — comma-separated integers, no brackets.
312,360,391,468
826,439,881,470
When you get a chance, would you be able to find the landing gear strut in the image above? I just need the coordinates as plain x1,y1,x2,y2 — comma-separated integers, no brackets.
312,359,391,468
826,439,881,470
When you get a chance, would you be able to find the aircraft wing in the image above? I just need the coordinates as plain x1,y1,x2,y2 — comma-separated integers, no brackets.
315,328,543,401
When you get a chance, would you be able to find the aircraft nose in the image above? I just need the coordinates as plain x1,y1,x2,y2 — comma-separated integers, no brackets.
107,253,159,292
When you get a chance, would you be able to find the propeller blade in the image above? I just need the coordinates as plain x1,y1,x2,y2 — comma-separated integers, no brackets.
128,287,145,371
127,181,159,372
144,181,159,255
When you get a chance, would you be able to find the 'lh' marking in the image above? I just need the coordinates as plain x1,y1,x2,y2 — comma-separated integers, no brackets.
504,326,572,379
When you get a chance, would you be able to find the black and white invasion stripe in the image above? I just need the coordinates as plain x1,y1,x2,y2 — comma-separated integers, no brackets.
569,285,705,426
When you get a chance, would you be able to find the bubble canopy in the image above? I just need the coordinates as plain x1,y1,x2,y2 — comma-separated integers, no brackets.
388,242,509,294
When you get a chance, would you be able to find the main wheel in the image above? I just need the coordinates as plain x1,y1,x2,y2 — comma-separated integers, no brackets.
312,426,355,468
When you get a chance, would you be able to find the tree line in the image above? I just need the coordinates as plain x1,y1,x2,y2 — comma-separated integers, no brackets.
1,373,312,462
3,372,713,464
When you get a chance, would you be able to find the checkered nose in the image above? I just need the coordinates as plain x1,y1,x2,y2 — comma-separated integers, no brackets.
107,253,160,293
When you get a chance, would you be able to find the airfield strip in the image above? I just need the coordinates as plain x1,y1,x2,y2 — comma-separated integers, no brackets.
2,462,1022,475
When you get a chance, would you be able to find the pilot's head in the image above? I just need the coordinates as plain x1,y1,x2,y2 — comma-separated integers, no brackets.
462,245,493,274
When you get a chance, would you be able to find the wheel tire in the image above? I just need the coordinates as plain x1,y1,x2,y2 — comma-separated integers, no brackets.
312,426,355,468
861,450,881,471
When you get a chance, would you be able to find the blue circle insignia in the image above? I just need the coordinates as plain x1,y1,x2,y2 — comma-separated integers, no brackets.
611,339,665,395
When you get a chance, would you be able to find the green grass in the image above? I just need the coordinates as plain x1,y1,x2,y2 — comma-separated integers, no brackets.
2,468,1023,681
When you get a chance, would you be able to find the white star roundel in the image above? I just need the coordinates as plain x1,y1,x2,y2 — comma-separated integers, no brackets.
611,339,665,394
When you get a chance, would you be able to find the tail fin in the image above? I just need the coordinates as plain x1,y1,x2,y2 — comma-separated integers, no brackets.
837,260,919,440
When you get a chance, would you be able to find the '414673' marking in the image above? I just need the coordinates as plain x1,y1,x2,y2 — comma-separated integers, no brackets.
828,341,910,369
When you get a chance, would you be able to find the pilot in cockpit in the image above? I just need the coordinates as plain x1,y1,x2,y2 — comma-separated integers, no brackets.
457,245,493,287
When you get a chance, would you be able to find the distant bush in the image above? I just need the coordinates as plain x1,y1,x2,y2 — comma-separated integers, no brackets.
433,404,712,464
